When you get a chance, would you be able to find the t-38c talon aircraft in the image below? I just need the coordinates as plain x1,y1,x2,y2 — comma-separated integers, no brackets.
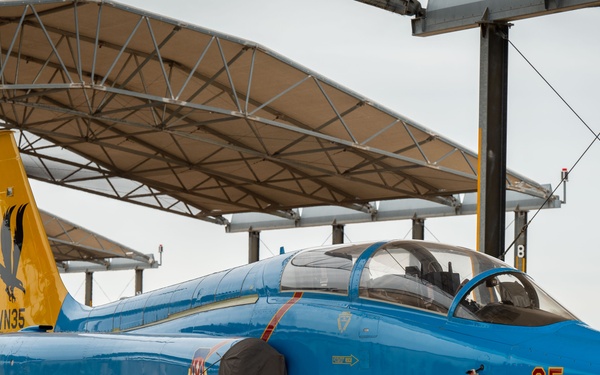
0,127,599,374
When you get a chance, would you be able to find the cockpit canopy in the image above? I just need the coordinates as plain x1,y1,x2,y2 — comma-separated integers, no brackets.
454,272,577,326
280,240,577,327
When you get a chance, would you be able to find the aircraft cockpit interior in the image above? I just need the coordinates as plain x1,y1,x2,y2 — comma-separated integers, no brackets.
280,241,577,327
455,271,577,326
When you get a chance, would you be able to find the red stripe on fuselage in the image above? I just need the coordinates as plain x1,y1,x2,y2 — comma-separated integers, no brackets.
261,292,303,342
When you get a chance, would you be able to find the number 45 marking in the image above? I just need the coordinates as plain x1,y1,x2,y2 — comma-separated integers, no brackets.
532,367,564,375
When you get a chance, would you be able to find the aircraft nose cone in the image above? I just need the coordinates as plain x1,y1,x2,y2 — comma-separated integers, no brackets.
512,322,600,374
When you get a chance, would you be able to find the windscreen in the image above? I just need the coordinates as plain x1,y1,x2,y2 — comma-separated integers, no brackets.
280,244,368,294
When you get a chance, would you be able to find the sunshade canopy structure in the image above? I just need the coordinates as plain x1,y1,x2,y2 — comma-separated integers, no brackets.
0,0,552,228
40,209,157,272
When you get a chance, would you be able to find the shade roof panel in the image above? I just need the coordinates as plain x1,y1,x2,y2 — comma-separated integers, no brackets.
0,0,552,225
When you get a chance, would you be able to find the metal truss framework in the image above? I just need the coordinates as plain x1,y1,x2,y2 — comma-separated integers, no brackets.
227,188,561,232
41,209,158,273
0,1,552,227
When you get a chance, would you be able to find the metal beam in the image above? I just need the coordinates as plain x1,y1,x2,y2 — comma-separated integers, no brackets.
514,211,528,272
135,269,144,296
355,0,425,17
248,231,260,263
58,258,159,273
412,218,425,240
412,0,600,37
227,189,560,232
332,224,345,244
85,271,93,307
477,23,509,259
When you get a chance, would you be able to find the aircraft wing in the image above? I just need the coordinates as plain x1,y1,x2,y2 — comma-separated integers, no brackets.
0,331,286,375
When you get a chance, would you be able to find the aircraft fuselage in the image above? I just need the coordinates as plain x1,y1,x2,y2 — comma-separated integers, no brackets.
46,241,600,374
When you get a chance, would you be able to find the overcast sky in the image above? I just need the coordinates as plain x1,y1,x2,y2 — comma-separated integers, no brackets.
31,0,600,328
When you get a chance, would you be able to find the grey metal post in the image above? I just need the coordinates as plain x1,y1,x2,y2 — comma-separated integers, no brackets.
135,269,144,295
85,271,93,307
412,218,425,240
514,211,528,272
249,230,260,263
477,22,509,259
332,224,345,244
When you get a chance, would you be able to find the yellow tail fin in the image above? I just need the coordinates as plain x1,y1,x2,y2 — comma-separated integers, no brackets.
0,130,68,332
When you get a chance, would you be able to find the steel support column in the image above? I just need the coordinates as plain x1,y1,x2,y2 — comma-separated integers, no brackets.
332,224,345,244
135,269,144,295
412,218,425,240
249,230,260,263
477,22,509,259
514,211,528,272
85,271,93,307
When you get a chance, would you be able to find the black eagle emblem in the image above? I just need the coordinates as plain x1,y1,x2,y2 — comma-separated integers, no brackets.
0,204,27,302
